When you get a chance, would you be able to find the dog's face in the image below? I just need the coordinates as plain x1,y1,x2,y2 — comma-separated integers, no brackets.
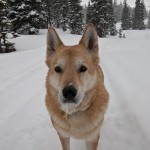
46,24,100,114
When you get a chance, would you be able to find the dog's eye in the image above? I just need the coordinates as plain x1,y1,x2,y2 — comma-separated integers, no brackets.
55,66,62,73
79,65,87,73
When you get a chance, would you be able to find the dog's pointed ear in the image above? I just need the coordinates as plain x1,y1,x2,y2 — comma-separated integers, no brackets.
79,23,98,53
47,27,63,55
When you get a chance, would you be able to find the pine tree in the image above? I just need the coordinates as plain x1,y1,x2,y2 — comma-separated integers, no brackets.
119,28,122,38
147,11,150,29
82,5,87,25
60,0,69,31
113,0,118,21
29,0,47,29
68,0,83,35
121,0,132,30
46,0,51,26
140,0,146,29
108,0,117,36
51,0,61,28
86,1,92,24
36,0,48,29
143,2,147,19
90,0,110,37
113,0,124,22
132,0,145,30
123,33,126,38
49,0,69,31
8,0,47,34
0,0,16,53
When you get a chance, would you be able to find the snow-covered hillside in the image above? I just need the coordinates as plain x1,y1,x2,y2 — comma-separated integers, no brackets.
0,29,150,150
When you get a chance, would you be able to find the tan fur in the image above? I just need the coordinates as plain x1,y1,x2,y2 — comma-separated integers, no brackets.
45,23,109,150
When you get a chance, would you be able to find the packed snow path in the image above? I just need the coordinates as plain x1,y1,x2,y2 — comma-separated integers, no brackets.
0,30,150,150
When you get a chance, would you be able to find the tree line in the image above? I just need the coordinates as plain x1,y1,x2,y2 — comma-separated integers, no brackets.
0,0,150,53
120,0,149,30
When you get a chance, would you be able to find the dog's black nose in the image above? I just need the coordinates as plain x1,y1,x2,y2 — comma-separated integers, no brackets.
62,85,77,103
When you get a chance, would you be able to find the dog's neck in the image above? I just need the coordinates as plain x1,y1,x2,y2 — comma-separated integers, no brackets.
61,101,92,120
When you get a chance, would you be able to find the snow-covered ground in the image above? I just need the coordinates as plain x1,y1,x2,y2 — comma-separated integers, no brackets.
0,29,150,150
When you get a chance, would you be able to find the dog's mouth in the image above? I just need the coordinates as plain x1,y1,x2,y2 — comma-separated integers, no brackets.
63,98,77,104
58,95,79,106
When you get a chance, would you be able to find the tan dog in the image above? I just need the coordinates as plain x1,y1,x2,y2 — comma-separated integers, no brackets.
45,23,109,150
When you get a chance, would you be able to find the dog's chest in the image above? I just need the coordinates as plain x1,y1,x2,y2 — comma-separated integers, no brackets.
53,110,103,140
64,112,101,140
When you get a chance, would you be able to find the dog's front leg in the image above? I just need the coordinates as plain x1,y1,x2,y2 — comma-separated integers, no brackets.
86,135,99,150
58,134,70,150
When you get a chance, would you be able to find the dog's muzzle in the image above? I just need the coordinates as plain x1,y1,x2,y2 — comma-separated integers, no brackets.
62,85,77,103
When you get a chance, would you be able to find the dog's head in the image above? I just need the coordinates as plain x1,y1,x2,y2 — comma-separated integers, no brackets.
46,24,101,114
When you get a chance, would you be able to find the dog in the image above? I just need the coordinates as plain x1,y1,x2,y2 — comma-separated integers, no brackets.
45,23,109,150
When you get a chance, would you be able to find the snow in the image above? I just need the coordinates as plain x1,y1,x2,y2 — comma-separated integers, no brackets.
18,4,25,10
0,29,150,150
0,0,6,4
29,11,37,16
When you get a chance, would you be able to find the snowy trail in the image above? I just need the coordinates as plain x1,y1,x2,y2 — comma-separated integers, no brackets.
0,48,52,150
99,31,150,149
101,58,150,150
0,30,150,150
0,48,47,126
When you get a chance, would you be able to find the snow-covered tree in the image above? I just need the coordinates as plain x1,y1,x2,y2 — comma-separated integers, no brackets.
68,0,83,34
0,0,16,53
47,0,83,34
87,0,117,36
90,0,110,37
132,0,146,30
119,28,122,38
8,0,47,34
121,0,132,30
143,2,148,19
60,0,69,31
108,0,117,36
50,0,61,28
147,10,150,29
34,0,47,28
86,1,92,24
140,0,146,29
45,0,51,26
49,0,69,31
113,0,124,22
82,5,87,25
